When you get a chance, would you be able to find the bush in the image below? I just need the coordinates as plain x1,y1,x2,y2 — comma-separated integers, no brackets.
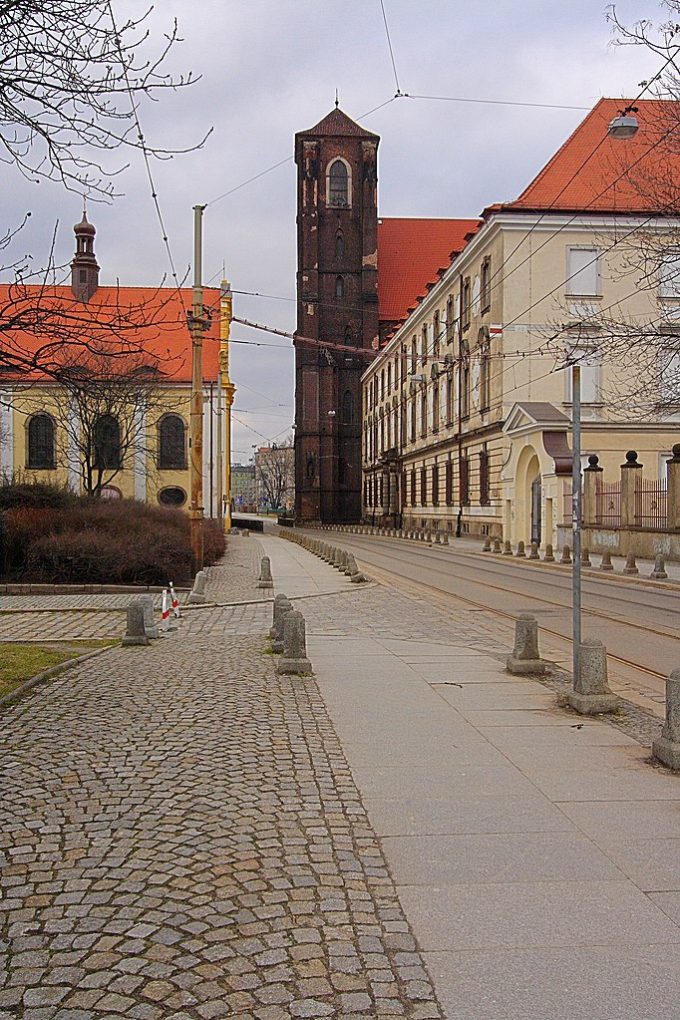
0,482,218,585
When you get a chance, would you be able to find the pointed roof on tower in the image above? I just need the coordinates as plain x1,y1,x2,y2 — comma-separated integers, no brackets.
297,107,379,140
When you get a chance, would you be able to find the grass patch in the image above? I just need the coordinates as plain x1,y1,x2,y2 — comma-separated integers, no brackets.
0,643,78,699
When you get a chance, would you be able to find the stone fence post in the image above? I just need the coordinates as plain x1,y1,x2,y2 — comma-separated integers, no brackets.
582,454,602,525
667,444,680,530
620,450,642,528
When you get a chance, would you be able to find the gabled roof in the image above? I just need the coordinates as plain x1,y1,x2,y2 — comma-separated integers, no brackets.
296,107,379,140
0,285,221,382
377,217,480,324
501,98,680,214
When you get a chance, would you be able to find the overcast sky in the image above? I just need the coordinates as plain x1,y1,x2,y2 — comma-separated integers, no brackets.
2,0,667,462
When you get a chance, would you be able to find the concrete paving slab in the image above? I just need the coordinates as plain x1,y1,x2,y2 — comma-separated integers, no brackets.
460,708,577,727
382,832,623,885
425,944,680,1020
397,880,680,951
347,763,539,801
523,766,680,802
499,743,650,771
364,794,576,837
480,722,640,749
561,800,680,838
648,892,680,925
434,681,555,710
591,838,680,891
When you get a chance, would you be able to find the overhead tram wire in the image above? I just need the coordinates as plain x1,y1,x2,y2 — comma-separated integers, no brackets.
406,93,589,112
379,0,402,96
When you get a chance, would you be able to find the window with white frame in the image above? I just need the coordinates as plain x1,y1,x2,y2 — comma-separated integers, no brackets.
565,346,602,403
658,346,680,404
659,253,680,299
566,247,600,296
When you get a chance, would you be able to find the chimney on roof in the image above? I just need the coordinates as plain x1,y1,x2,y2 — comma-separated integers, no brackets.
70,204,99,302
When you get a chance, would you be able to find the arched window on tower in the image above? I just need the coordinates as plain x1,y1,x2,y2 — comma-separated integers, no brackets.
335,231,344,257
335,275,345,299
158,413,186,470
342,390,354,424
328,159,350,207
27,413,56,470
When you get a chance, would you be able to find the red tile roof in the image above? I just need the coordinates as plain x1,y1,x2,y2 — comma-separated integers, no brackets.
377,217,480,324
297,107,379,140
503,98,680,214
0,285,221,382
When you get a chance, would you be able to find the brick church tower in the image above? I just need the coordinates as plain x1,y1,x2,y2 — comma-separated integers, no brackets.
294,107,379,523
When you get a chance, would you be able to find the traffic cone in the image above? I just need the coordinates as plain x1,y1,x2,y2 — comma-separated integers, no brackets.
161,588,174,632
169,580,182,619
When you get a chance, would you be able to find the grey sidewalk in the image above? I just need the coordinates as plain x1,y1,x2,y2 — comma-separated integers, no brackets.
266,533,680,1020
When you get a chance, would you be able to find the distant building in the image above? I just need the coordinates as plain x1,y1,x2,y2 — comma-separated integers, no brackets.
231,463,256,512
253,445,294,510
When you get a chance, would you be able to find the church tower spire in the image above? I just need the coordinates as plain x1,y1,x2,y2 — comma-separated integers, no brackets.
70,204,100,302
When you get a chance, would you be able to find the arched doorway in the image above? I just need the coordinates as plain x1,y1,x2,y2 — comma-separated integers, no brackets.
515,446,541,545
531,475,542,545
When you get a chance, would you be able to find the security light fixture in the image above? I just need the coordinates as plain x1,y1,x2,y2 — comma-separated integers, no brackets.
608,111,639,139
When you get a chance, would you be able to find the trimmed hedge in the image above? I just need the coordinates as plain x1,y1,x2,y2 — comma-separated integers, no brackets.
0,482,226,585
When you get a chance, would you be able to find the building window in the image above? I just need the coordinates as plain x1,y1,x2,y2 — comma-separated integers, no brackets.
410,467,416,506
446,375,453,424
479,327,491,412
411,337,417,373
27,413,56,470
659,347,680,404
433,311,440,359
335,275,345,299
421,325,428,365
93,414,121,470
401,405,407,445
410,395,416,442
460,456,470,506
342,389,354,424
432,384,439,433
660,253,680,298
387,363,392,393
566,346,601,403
420,466,427,506
566,247,600,296
344,324,354,346
446,296,455,343
335,230,344,257
479,449,490,506
158,413,186,470
432,464,439,506
462,277,471,330
445,460,453,505
420,391,428,437
481,256,491,313
328,159,350,207
159,486,186,507
461,342,470,419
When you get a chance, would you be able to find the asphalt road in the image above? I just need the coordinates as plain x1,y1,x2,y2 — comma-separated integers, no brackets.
298,529,680,714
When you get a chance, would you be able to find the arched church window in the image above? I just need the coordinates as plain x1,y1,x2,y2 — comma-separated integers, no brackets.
158,413,186,470
335,275,344,300
335,231,344,257
93,414,121,469
328,159,350,207
27,413,55,470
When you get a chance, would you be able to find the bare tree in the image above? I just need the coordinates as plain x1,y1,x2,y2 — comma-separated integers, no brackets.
0,2,208,378
21,350,182,497
255,440,294,510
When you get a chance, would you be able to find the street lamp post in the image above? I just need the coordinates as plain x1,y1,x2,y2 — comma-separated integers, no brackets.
571,361,582,689
189,204,206,574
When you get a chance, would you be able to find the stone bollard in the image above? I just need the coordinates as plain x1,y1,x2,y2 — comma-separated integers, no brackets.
442,533,449,545
582,547,592,568
122,602,150,647
492,537,502,554
506,614,545,675
567,638,619,715
653,670,680,770
278,611,312,675
242,529,250,537
188,570,207,605
622,552,638,576
271,598,293,653
434,532,442,545
543,543,555,562
502,540,513,556
529,541,540,560
482,537,491,552
138,594,160,639
269,593,289,639
599,550,614,571
346,554,367,583
650,556,668,580
257,555,274,589
560,545,572,565
515,540,526,558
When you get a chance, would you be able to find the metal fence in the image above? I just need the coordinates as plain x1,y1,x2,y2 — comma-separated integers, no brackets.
596,482,622,526
635,478,667,528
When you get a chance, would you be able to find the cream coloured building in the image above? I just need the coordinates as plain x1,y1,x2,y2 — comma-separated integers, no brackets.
362,98,680,548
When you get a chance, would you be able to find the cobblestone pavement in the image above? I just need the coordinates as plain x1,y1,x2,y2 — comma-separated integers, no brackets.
0,611,125,643
205,537,269,605
1,605,442,1018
